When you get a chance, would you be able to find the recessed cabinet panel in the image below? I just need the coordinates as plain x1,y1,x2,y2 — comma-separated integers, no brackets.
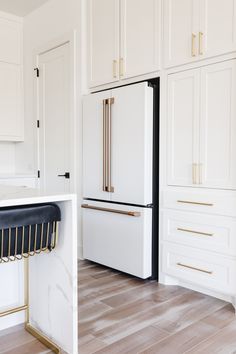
88,0,119,87
167,70,200,187
200,60,236,189
199,0,236,58
0,63,23,141
0,18,22,64
164,0,198,67
120,0,160,79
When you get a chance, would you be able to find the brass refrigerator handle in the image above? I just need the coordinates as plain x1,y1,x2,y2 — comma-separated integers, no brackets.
107,97,114,193
81,204,141,217
103,99,107,192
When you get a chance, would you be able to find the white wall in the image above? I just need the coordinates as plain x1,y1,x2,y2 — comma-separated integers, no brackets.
15,0,84,258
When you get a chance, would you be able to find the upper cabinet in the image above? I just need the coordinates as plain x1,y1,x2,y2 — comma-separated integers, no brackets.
0,15,23,141
88,0,120,87
164,0,236,67
167,59,236,190
88,0,160,88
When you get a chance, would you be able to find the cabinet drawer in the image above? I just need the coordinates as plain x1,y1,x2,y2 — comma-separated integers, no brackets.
162,189,236,217
162,210,236,256
162,243,236,294
82,201,152,279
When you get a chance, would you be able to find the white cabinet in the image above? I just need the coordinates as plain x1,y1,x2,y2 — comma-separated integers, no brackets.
88,0,119,87
88,0,160,87
120,0,160,80
199,0,236,59
164,0,236,67
0,62,23,141
0,15,23,141
83,82,153,205
167,59,236,190
167,69,200,187
82,201,152,278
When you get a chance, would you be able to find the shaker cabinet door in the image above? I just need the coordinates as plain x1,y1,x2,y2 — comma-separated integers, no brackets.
120,0,160,79
200,60,236,189
199,0,236,59
167,69,200,187
88,0,119,87
83,90,112,201
164,0,199,67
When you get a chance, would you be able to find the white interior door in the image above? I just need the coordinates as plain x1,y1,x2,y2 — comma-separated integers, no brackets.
200,60,236,189
38,43,71,194
167,69,200,187
120,0,160,79
199,0,236,59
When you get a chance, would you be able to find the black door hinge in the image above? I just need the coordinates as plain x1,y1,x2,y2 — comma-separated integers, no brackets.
34,68,39,77
37,120,40,128
37,170,40,178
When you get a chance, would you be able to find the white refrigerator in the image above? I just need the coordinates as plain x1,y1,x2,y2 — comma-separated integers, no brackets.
82,82,154,279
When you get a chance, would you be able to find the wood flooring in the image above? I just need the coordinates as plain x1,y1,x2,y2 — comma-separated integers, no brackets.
0,260,236,353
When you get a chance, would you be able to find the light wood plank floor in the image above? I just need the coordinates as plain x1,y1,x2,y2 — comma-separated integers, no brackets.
1,260,236,353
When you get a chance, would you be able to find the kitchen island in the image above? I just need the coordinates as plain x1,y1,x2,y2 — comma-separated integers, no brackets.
0,186,78,354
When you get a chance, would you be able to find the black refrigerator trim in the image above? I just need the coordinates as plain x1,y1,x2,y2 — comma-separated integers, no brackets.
148,78,160,281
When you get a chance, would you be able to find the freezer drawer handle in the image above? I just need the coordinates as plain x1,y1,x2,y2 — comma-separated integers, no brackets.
81,204,141,217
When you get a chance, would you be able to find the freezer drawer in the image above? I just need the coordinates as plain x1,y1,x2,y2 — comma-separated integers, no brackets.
82,201,152,279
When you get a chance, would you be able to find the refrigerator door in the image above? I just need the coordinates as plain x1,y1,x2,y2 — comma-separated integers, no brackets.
82,201,152,279
111,82,153,205
83,90,113,201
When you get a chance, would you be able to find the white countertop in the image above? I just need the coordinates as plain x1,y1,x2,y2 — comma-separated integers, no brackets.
0,185,76,207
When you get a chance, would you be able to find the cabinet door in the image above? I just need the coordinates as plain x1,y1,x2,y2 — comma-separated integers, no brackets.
200,60,236,189
199,0,236,59
111,82,153,205
88,0,119,87
0,18,22,65
0,62,23,141
164,0,199,67
83,90,112,201
120,0,160,79
167,69,200,187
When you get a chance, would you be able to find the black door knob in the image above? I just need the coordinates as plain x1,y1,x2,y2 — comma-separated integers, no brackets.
58,172,70,179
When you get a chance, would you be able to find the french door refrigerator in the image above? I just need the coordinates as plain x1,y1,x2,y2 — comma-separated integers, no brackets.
82,81,158,279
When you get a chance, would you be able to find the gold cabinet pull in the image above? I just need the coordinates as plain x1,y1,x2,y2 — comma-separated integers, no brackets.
199,32,204,55
113,60,117,78
191,33,197,57
81,204,141,217
177,228,214,237
177,200,214,207
177,262,213,275
192,163,197,184
119,58,124,77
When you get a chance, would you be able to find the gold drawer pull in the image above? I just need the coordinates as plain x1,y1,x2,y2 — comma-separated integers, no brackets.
177,228,214,237
81,204,141,217
177,262,213,275
177,200,214,207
